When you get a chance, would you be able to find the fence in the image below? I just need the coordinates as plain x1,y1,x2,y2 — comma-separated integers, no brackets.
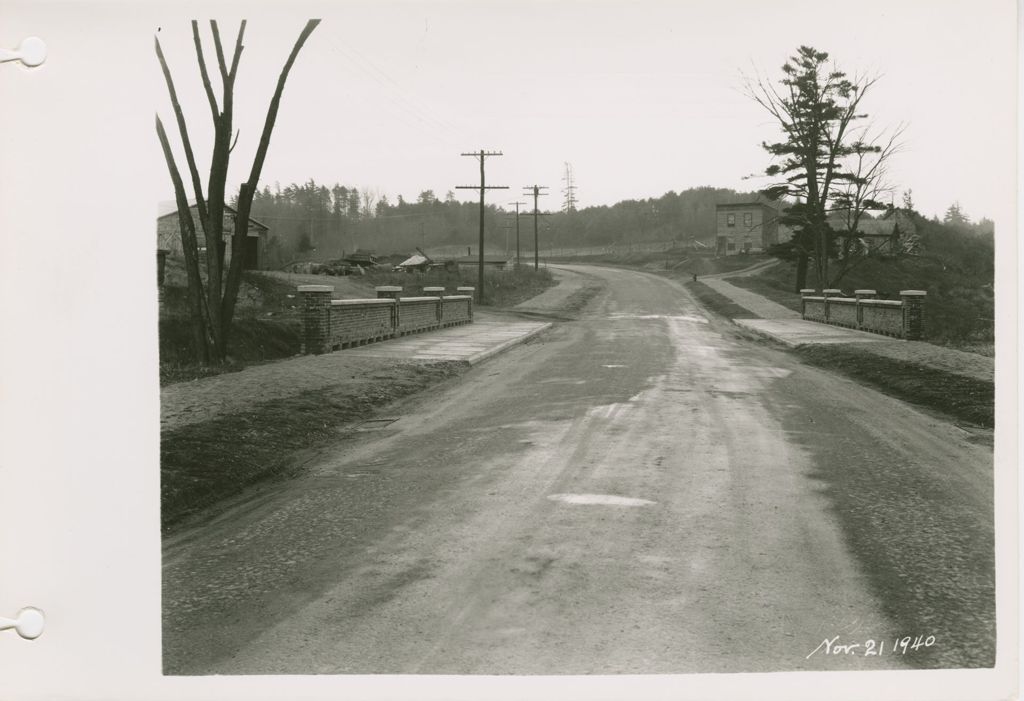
298,285,474,354
800,288,925,340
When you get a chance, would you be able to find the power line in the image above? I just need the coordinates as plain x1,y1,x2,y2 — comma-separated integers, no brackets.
523,185,550,270
456,150,509,294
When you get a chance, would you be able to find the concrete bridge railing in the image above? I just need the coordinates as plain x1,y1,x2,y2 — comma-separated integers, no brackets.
799,288,925,340
299,285,474,354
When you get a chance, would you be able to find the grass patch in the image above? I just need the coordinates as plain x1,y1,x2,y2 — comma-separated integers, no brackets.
161,361,466,530
684,281,759,320
795,344,993,428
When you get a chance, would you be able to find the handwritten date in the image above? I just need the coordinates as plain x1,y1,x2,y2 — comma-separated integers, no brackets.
807,634,936,659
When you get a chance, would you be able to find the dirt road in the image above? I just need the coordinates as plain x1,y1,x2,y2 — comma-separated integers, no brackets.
163,264,993,674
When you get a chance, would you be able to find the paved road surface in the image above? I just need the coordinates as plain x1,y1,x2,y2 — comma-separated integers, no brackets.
163,264,992,674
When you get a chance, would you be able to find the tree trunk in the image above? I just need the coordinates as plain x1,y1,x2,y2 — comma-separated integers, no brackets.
158,19,320,366
221,20,321,339
794,253,809,292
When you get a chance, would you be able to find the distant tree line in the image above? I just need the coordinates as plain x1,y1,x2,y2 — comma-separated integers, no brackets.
245,180,760,266
242,177,995,272
545,186,761,250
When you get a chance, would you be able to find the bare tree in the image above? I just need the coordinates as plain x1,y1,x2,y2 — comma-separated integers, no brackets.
829,126,905,282
745,46,902,290
360,187,379,220
156,19,320,364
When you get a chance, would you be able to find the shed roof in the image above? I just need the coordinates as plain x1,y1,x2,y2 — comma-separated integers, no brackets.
453,256,512,264
828,210,915,238
156,199,269,231
397,254,431,267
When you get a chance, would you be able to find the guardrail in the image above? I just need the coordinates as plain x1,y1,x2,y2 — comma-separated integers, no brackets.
299,285,474,354
799,288,925,339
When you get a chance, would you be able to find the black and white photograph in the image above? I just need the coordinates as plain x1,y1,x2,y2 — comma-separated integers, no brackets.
0,1,1018,699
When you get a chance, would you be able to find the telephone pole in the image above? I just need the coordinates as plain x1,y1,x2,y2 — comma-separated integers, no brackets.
523,185,549,270
456,150,508,295
508,201,525,267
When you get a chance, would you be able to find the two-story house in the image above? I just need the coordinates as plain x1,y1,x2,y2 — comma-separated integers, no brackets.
714,201,779,255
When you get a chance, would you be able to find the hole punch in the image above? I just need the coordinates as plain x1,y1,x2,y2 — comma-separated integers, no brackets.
0,37,47,68
0,607,45,640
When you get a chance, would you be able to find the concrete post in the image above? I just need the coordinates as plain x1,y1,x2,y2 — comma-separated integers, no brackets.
854,290,876,329
900,290,927,340
457,287,475,320
298,284,334,354
799,289,816,320
375,286,403,299
822,289,842,324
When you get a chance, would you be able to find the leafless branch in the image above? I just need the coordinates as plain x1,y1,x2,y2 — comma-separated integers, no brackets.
222,19,321,323
156,114,214,352
156,33,209,227
229,20,246,82
210,20,229,83
191,21,219,120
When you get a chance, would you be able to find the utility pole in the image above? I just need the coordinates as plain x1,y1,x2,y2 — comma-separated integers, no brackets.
508,201,525,267
457,150,508,295
523,185,549,270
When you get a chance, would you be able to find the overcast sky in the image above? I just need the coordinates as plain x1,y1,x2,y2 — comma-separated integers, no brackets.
153,0,1015,222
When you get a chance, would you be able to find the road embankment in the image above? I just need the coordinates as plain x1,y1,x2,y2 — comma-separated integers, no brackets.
162,359,466,531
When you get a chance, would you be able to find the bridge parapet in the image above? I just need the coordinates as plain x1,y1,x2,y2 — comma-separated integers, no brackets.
799,288,925,339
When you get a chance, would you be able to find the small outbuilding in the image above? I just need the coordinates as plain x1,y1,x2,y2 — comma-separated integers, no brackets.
157,200,270,270
452,255,514,272
842,209,917,257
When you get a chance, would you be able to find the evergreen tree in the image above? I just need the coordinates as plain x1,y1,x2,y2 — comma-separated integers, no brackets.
747,46,900,290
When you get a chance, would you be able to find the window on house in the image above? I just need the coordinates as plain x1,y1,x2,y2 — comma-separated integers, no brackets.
744,212,753,227
727,242,736,251
726,213,736,228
